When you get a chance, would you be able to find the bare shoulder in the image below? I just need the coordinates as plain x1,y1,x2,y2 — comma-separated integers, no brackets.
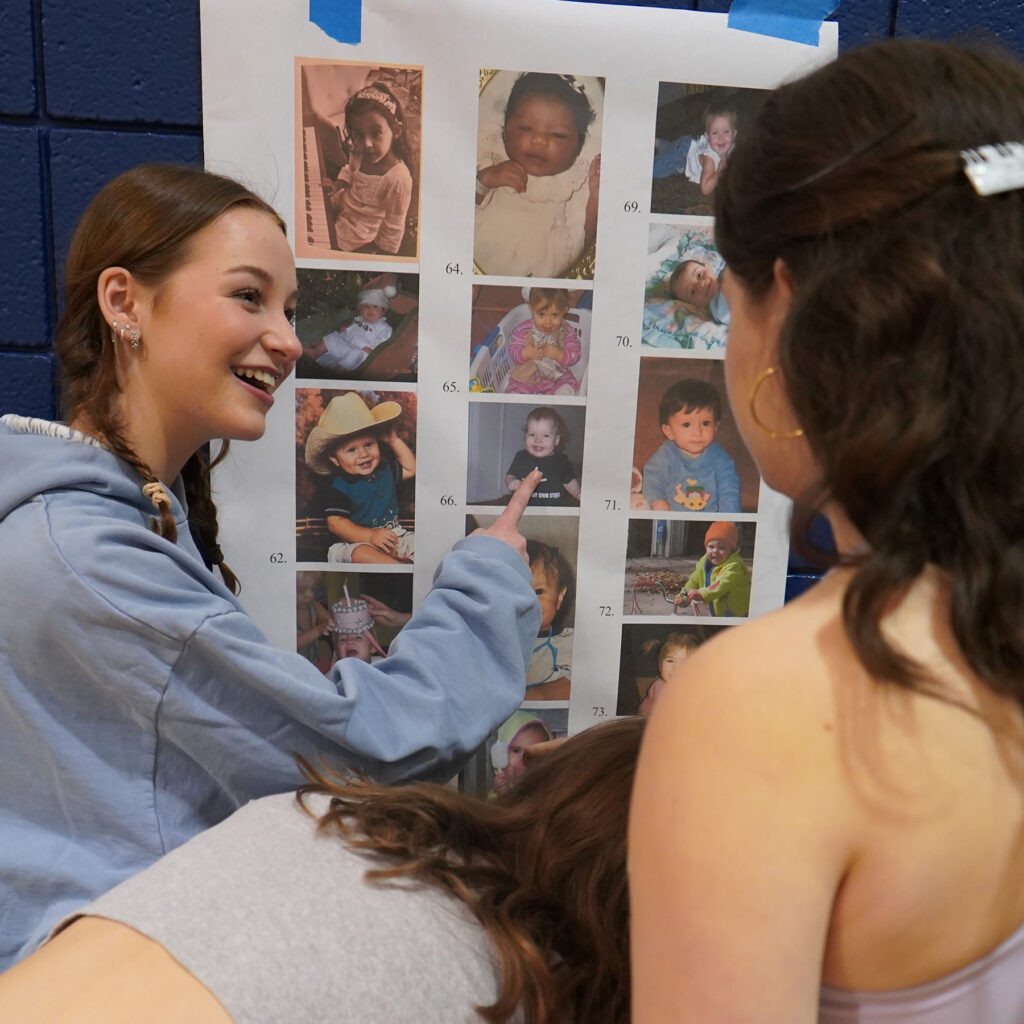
629,576,858,1022
658,572,851,731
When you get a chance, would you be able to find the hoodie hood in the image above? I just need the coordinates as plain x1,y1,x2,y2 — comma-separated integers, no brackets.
0,415,188,527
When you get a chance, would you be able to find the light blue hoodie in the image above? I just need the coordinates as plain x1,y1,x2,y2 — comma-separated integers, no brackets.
0,415,539,969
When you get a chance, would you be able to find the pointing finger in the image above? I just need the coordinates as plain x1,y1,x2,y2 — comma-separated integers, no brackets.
498,469,541,527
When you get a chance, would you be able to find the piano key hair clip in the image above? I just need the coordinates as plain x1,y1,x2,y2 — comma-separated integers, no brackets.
961,142,1024,196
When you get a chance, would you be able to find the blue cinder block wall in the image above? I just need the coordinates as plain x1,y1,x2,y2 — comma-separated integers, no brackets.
2,0,1021,595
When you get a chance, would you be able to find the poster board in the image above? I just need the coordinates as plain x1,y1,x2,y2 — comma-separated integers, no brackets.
200,0,836,775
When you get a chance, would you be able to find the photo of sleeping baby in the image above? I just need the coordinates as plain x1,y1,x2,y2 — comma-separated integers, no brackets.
295,388,417,565
623,518,756,619
468,285,592,396
296,59,421,260
615,622,726,717
632,357,759,515
474,69,604,280
467,513,578,702
294,269,418,384
650,83,765,217
467,402,585,508
295,570,413,674
643,223,731,352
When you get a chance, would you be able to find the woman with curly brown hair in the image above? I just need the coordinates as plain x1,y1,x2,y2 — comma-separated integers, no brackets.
631,40,1024,1023
0,717,639,1024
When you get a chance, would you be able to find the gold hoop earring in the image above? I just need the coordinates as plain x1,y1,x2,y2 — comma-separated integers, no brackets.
748,366,804,440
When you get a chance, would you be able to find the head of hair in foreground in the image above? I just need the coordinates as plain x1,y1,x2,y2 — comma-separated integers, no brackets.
57,163,286,593
715,39,1024,700
298,714,641,1024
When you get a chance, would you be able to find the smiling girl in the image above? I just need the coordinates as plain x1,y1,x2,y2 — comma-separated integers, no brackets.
0,164,540,970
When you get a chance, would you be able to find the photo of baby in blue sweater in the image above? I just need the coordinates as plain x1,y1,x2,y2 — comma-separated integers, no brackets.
644,379,739,513
632,358,760,515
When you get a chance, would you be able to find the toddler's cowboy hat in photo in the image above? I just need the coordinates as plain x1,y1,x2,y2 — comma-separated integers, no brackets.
304,393,402,474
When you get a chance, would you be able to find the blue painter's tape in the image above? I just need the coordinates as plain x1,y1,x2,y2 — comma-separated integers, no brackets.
310,0,362,45
727,0,836,45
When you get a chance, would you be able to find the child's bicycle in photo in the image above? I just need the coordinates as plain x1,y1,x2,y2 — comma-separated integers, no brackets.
630,574,706,616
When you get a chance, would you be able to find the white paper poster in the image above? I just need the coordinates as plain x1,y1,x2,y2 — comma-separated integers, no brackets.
200,0,836,772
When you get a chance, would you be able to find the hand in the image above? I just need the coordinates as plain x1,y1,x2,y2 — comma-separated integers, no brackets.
687,590,702,604
673,592,691,608
473,470,542,564
363,595,411,629
588,153,601,192
541,344,563,361
477,160,528,193
362,346,372,354
522,736,569,763
369,528,399,556
507,477,521,492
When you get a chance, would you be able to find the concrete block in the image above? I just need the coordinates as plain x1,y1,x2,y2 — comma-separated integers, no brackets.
0,0,38,115
0,352,57,419
0,125,50,346
42,0,201,124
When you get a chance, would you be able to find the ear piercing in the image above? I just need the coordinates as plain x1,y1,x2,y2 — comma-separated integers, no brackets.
110,320,142,352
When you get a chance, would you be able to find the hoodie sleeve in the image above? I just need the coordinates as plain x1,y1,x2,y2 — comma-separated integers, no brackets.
159,535,538,799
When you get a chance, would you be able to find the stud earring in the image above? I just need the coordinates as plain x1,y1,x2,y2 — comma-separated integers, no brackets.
110,320,119,348
129,327,141,352
748,366,805,440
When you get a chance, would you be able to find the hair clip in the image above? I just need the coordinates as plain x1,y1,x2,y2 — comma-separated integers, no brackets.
961,142,1024,196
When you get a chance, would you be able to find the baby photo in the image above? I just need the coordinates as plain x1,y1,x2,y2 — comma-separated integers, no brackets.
296,58,422,260
650,83,766,216
295,388,417,564
643,223,731,352
467,402,586,508
474,69,604,280
467,513,578,701
478,706,568,801
632,357,759,514
295,570,413,674
295,269,418,384
623,518,756,619
468,285,593,396
615,622,726,717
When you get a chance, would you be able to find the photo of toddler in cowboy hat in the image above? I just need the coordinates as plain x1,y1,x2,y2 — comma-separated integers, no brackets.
303,392,416,564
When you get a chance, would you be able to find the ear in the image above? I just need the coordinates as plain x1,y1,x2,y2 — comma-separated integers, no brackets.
661,423,672,441
96,266,147,334
556,585,567,610
772,257,794,303
759,258,794,360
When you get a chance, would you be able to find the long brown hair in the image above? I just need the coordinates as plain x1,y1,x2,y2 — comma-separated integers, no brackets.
297,716,642,1024
715,40,1024,701
57,163,286,593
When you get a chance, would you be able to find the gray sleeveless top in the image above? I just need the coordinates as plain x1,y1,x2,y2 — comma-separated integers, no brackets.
819,918,1024,1022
